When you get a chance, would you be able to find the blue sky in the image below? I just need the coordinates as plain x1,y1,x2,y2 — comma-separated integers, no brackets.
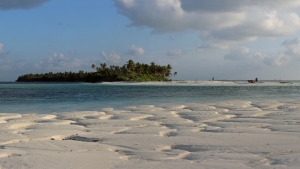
1,0,300,81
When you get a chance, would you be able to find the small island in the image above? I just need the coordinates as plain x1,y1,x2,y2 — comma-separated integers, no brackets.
16,60,177,83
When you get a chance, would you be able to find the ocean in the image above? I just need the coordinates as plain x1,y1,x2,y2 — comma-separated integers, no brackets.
1,81,300,114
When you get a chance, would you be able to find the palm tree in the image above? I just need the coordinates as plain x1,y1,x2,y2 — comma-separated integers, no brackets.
165,64,172,77
150,62,156,74
142,63,149,74
17,60,174,82
127,60,135,71
91,64,96,71
136,64,143,75
100,63,107,70
122,65,128,75
167,64,172,71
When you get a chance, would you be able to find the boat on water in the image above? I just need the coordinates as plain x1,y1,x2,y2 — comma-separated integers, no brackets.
280,81,293,84
247,78,258,83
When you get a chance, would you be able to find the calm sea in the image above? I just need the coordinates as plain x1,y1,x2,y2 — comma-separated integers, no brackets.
1,81,300,114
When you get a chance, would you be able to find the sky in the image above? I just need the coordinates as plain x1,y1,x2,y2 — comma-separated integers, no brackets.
1,0,300,81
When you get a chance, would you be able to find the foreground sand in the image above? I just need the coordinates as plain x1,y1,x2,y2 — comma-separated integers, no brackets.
1,100,300,169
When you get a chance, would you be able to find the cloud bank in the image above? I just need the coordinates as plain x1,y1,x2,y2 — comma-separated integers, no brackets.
0,43,6,55
35,52,84,71
101,51,121,64
127,45,145,56
167,49,184,57
0,0,49,10
114,0,300,48
223,37,300,67
224,47,249,60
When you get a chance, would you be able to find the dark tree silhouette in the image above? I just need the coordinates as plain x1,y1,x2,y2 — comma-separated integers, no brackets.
16,60,177,83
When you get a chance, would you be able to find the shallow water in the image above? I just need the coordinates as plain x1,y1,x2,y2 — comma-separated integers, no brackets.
1,81,300,114
2,82,300,169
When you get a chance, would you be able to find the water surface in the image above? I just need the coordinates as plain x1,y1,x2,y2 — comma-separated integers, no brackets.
1,81,299,114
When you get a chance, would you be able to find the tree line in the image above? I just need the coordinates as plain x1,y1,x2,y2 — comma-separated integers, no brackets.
16,60,177,82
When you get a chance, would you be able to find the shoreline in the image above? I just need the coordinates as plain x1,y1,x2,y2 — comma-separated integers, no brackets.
2,80,300,84
1,100,300,168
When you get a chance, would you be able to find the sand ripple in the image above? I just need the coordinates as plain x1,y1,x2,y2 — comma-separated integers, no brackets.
1,100,300,168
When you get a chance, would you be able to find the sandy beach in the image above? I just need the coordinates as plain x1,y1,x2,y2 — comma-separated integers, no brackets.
1,100,300,169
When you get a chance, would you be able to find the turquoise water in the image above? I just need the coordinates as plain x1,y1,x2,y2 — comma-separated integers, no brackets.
1,81,300,114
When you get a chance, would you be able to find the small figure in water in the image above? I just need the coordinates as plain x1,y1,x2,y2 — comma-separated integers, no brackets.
212,77,214,81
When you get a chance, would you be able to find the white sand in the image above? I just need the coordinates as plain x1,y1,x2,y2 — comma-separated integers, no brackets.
1,100,300,169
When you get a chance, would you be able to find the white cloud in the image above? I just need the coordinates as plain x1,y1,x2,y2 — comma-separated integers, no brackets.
1,51,91,81
0,43,8,55
114,0,300,48
224,47,249,60
282,37,300,46
0,59,27,72
35,52,84,71
0,58,11,70
0,0,50,10
167,49,184,56
180,0,300,12
127,45,145,56
260,53,290,66
68,50,77,55
202,10,300,48
115,0,245,33
224,46,291,67
101,51,121,64
282,37,300,57
252,37,300,66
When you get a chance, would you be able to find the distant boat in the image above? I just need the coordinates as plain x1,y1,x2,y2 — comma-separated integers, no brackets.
280,81,293,84
247,78,258,83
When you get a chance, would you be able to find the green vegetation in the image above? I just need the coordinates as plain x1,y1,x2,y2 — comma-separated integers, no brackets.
16,60,177,82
